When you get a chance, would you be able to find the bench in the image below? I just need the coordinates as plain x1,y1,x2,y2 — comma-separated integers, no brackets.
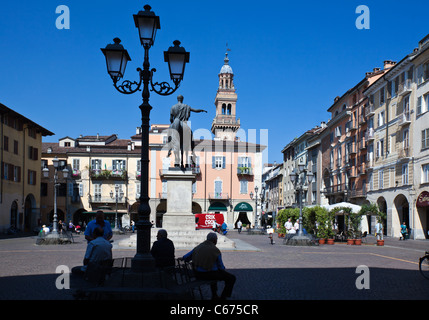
170,258,217,300
74,257,217,300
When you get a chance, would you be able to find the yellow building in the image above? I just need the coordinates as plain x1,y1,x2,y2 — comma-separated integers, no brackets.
0,103,53,233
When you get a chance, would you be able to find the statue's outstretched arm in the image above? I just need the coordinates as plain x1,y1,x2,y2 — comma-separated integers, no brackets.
190,108,207,113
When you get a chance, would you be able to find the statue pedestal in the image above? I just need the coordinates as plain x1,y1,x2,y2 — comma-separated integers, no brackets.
162,167,196,231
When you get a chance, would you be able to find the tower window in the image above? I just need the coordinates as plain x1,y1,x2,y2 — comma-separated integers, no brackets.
222,103,226,115
227,104,231,115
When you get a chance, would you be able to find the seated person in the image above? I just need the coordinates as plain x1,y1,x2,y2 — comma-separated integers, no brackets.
72,227,113,277
150,229,175,268
182,232,236,300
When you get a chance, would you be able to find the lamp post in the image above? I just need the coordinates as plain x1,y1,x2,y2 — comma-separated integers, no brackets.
250,186,265,230
42,157,69,237
288,163,314,241
110,186,124,232
101,4,189,272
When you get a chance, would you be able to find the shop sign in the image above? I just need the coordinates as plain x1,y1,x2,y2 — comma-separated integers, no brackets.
417,191,429,207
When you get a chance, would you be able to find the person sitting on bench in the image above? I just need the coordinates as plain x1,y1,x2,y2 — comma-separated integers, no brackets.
181,232,236,300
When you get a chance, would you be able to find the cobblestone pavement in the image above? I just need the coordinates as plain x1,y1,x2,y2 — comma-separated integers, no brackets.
0,230,428,300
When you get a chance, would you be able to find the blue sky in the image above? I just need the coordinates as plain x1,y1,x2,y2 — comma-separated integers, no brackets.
0,0,428,164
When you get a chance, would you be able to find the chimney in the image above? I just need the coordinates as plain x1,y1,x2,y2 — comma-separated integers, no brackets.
373,67,381,73
383,60,396,69
320,121,327,128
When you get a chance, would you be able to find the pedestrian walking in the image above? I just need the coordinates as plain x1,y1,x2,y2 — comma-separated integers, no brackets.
375,220,383,240
400,221,408,240
237,220,242,234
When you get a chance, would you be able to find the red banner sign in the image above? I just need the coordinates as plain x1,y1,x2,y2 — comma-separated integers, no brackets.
417,191,429,208
195,213,224,229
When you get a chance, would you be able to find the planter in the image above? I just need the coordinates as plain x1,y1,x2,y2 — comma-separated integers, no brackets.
377,239,384,246
278,233,285,238
318,239,326,244
354,239,362,245
327,238,335,245
347,239,355,245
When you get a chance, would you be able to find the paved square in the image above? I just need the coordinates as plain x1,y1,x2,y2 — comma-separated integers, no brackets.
0,231,428,300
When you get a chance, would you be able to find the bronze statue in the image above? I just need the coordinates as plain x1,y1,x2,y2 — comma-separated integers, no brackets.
166,95,207,168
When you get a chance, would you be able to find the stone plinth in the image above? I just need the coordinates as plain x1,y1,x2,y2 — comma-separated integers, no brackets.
118,167,236,250
162,167,196,232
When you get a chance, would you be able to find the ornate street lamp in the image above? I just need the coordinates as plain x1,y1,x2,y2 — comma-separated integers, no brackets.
101,4,189,272
42,157,69,237
250,186,265,230
110,186,125,232
286,164,314,246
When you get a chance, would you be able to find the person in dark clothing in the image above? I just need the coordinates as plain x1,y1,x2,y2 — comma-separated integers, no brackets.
150,229,175,268
182,232,236,300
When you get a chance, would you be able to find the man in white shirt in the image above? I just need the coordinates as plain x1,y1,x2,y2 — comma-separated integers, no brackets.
284,218,293,234
81,227,112,273
375,220,384,240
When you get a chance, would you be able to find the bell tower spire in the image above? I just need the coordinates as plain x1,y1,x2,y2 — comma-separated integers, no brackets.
211,50,240,141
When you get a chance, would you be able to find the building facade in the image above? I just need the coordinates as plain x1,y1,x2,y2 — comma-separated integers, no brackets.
0,103,53,233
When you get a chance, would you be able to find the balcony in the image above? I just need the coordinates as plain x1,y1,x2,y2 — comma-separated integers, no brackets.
365,103,375,117
349,189,367,198
366,128,375,141
358,114,366,124
347,167,357,178
398,112,411,126
398,79,412,96
324,184,345,195
357,163,366,175
208,192,229,200
398,147,411,159
237,166,253,175
88,195,126,204
359,138,367,150
366,158,374,169
90,169,128,181
348,143,357,155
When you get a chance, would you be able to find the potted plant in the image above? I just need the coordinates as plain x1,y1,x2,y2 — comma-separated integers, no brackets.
317,226,327,244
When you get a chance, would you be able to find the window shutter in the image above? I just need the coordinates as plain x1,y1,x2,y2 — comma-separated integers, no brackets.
212,156,215,169
222,156,226,169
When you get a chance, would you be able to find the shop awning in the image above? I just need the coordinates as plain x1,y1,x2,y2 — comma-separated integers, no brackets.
208,202,228,211
234,202,253,212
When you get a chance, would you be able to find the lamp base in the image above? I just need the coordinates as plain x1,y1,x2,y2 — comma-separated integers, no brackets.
283,234,317,246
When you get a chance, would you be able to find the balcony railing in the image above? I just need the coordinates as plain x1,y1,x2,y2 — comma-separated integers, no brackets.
88,195,126,203
359,138,367,150
349,189,367,198
398,112,411,126
237,166,253,175
398,79,412,96
365,103,375,117
208,192,229,200
398,147,411,159
366,128,375,141
324,184,345,195
90,169,127,180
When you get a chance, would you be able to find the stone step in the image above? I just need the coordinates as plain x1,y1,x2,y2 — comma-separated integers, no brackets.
118,228,236,250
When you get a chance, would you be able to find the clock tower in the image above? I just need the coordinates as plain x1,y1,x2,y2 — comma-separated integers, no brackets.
211,51,240,141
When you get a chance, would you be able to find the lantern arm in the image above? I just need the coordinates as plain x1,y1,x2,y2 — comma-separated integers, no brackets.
113,68,144,95
149,68,180,96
